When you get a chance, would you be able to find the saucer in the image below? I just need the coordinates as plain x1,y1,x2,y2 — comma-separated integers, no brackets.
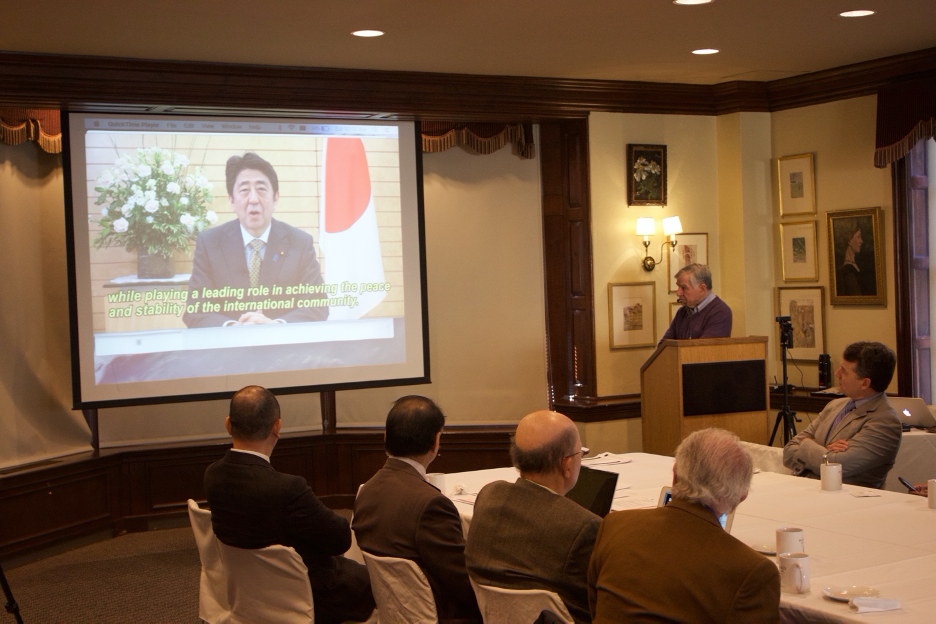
822,586,880,602
750,544,776,556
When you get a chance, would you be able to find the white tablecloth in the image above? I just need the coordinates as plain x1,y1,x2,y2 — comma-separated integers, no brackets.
445,453,936,623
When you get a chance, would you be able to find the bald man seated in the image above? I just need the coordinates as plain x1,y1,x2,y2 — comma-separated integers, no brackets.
465,410,601,623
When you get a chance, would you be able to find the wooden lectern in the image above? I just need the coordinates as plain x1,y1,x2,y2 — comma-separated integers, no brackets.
640,336,769,456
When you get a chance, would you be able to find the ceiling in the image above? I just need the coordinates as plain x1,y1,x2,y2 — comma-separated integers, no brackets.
2,1,935,85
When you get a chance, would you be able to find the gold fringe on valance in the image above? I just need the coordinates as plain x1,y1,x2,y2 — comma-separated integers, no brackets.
421,122,535,159
0,109,62,154
874,117,936,168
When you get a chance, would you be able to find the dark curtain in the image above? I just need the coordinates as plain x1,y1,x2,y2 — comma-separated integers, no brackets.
875,78,936,168
421,122,535,159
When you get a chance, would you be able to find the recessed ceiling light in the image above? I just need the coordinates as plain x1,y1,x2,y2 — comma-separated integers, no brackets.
674,0,713,4
692,49,719,55
352,30,384,37
840,10,874,17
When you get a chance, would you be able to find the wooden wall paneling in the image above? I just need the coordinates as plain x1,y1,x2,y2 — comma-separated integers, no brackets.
540,120,597,405
1,48,935,121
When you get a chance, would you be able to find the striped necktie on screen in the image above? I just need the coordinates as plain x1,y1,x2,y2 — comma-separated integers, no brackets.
825,399,857,444
248,239,264,288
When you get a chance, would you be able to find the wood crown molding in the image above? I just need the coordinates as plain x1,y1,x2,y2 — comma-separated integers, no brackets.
1,47,935,119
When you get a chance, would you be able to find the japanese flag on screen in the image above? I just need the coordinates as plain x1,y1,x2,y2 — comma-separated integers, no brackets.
319,137,387,320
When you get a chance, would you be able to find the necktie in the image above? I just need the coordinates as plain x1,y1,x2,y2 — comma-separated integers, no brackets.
825,400,857,444
248,239,263,288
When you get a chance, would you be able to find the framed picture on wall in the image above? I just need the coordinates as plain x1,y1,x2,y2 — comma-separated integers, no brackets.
827,207,886,306
777,286,826,362
626,144,667,206
609,282,656,349
667,232,708,293
778,153,816,216
779,220,818,281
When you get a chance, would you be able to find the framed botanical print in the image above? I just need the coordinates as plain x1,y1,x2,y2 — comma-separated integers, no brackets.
777,286,826,362
780,221,818,281
627,144,667,206
778,153,816,216
667,232,708,293
609,282,656,349
827,207,886,306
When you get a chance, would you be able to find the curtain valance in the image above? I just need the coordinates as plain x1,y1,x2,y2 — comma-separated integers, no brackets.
421,122,535,159
875,79,936,168
0,108,62,153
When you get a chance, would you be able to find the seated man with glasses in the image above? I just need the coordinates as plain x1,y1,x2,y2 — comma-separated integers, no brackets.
465,410,601,623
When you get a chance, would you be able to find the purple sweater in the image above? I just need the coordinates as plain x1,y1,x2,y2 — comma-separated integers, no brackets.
661,295,732,341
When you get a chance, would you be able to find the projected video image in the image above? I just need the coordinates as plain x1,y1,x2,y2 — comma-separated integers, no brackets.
68,114,426,404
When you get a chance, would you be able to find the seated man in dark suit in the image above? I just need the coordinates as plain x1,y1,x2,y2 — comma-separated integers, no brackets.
352,395,480,622
465,410,600,623
204,385,374,624
184,152,328,327
783,341,900,489
588,428,780,623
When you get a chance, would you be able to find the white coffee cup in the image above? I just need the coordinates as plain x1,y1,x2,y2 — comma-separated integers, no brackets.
776,527,804,555
928,479,936,510
778,552,810,594
427,472,446,493
821,462,843,491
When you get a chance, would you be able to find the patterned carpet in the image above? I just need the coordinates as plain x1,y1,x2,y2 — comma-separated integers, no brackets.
3,527,201,623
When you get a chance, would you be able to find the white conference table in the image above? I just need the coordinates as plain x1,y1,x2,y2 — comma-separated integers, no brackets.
445,453,936,623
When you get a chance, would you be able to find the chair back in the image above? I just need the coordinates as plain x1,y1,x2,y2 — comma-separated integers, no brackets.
469,577,573,624
362,552,437,624
187,499,230,623
215,541,314,623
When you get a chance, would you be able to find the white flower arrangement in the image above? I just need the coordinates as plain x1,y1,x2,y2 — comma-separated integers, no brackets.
93,146,215,259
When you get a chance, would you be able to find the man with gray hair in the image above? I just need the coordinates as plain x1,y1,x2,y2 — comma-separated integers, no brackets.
661,263,732,340
588,428,780,622
465,410,601,622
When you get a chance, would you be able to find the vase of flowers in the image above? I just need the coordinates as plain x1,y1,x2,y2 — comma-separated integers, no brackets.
93,146,218,278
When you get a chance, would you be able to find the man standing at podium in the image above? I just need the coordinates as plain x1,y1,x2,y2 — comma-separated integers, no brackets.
661,263,732,341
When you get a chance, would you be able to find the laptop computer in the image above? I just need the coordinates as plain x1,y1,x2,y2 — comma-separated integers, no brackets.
565,466,619,517
658,486,735,533
888,396,936,429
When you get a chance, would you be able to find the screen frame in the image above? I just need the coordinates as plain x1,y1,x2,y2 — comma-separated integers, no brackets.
63,111,431,409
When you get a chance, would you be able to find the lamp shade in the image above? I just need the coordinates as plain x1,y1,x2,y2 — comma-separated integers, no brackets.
662,216,683,236
635,217,655,236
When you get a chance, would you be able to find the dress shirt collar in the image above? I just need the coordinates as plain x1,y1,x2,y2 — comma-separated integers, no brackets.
240,223,272,248
522,477,559,495
230,448,271,463
851,391,882,410
691,291,716,313
390,455,427,480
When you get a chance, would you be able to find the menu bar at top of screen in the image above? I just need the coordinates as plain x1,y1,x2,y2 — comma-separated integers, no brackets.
83,117,399,138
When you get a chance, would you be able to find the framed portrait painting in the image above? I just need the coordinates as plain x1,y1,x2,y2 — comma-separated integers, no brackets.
777,154,816,217
777,287,826,362
779,220,818,281
627,144,667,206
667,232,708,293
609,282,656,349
827,208,886,306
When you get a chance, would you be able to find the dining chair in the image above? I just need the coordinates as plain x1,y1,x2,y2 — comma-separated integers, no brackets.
187,499,230,623
362,552,437,624
469,577,573,624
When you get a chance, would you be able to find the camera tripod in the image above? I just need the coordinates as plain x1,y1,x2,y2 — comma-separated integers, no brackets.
0,561,23,624
769,315,801,446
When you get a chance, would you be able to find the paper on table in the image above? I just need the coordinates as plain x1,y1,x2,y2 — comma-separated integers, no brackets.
849,490,882,498
849,597,900,613
452,497,476,506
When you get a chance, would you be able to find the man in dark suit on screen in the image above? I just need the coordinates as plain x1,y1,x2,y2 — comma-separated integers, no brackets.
204,385,374,624
183,152,328,327
465,410,600,623
352,395,481,622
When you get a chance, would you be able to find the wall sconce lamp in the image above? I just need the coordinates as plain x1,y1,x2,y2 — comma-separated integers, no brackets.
637,216,683,271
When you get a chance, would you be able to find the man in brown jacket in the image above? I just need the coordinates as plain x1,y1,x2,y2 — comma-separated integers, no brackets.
352,395,480,622
589,428,780,623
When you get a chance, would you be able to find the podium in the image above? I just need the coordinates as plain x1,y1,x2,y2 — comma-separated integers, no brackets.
640,336,769,456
